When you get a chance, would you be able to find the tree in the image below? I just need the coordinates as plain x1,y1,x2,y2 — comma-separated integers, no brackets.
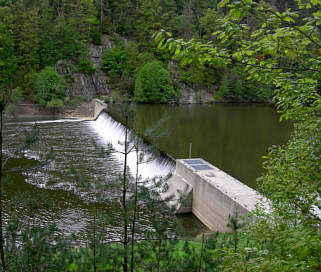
154,0,321,270
102,46,127,79
199,8,220,41
34,66,66,108
13,0,41,73
0,86,23,271
0,8,18,269
0,7,17,89
81,99,176,272
134,61,174,103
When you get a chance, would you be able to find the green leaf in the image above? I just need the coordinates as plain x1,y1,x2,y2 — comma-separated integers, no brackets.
284,16,295,23
218,0,230,8
174,44,181,56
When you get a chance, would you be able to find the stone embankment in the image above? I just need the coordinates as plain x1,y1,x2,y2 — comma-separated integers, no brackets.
6,99,107,121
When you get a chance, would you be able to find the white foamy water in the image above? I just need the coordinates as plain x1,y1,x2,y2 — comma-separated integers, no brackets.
90,112,174,181
5,119,81,125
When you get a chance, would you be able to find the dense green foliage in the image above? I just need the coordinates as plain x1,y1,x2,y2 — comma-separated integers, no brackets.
34,66,66,108
77,55,96,75
0,7,16,89
155,0,321,270
102,42,157,96
1,0,321,271
0,0,281,103
135,62,174,103
102,46,127,79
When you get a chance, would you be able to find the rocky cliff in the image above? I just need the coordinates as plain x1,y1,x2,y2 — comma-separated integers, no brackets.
55,36,113,101
55,35,214,104
169,61,214,104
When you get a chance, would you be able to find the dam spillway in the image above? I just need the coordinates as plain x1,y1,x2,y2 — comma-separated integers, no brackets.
90,109,266,232
90,112,175,180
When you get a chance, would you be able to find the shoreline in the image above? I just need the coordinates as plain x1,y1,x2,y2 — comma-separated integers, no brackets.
5,99,274,121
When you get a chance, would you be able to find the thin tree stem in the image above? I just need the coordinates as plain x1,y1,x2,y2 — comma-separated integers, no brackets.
130,147,139,272
122,116,128,272
0,110,7,272
198,233,205,272
94,178,97,272
157,239,161,272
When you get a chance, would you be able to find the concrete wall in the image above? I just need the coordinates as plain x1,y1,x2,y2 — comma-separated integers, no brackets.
5,104,58,119
166,159,267,232
6,99,107,121
93,99,107,120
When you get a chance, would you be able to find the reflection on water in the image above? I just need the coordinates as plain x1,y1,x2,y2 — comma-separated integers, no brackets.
109,104,292,188
3,113,198,238
3,118,124,239
3,104,292,238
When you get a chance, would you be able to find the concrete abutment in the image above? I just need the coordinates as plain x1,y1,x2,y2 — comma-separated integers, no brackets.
164,158,267,232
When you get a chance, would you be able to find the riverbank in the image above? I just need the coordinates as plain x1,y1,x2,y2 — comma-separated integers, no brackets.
5,99,107,121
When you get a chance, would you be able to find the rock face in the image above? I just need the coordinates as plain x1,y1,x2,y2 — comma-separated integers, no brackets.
55,36,114,101
169,61,215,104
89,35,114,68
55,35,214,104
174,80,214,104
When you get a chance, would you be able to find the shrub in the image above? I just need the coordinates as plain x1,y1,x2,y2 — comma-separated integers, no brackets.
104,97,110,104
90,27,102,45
34,66,66,108
215,74,229,100
232,78,243,100
77,56,95,75
64,73,74,84
46,98,64,108
20,71,37,95
6,104,17,114
180,65,204,86
102,47,127,78
70,96,85,106
134,61,174,103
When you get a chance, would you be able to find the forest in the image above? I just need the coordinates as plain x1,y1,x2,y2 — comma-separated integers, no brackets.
1,0,301,106
0,0,321,271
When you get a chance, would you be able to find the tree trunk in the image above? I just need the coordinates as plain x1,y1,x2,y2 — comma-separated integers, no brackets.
198,233,205,272
100,0,103,33
0,110,7,272
122,116,129,272
130,147,139,272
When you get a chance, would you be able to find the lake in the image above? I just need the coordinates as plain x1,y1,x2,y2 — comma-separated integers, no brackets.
109,103,292,188
3,104,292,237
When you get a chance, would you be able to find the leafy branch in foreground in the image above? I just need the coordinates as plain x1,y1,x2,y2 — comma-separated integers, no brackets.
153,1,321,270
154,0,321,120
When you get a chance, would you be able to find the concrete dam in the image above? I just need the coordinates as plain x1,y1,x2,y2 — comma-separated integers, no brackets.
90,100,266,232
164,158,265,232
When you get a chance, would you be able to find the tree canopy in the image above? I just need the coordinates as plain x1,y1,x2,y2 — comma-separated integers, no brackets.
154,0,321,270
134,61,174,103
34,66,66,108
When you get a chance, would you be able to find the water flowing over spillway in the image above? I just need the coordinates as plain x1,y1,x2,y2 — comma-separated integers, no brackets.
2,105,298,238
3,114,176,239
90,112,175,181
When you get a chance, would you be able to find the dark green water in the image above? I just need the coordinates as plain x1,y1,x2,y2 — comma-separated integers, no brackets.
110,104,292,188
3,104,292,237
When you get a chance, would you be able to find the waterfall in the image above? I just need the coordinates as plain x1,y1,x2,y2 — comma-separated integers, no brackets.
90,112,175,181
